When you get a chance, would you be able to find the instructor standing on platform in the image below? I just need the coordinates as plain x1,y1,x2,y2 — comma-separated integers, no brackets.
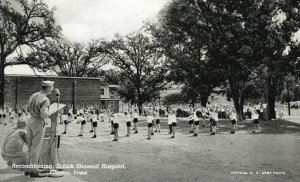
26,81,54,177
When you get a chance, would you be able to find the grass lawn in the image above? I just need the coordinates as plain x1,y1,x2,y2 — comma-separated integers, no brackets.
1,117,300,182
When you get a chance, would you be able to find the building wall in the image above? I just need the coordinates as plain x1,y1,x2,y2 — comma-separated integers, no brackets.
100,100,120,113
5,75,101,108
100,86,110,99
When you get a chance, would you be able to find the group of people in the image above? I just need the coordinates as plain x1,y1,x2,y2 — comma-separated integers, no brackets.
59,106,177,141
0,80,278,178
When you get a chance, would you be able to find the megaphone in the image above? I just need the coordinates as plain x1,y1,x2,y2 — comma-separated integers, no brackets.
54,88,60,97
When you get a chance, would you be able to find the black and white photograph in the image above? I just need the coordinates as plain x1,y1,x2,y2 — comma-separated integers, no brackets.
0,0,300,181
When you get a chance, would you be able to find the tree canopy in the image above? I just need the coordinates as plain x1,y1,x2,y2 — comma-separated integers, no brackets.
0,0,61,108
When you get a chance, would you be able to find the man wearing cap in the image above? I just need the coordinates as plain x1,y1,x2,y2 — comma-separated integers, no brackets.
26,81,54,177
1,118,28,170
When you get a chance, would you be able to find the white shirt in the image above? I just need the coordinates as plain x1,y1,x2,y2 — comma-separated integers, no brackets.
229,113,237,120
125,115,131,122
112,116,119,124
168,114,176,124
187,115,194,120
210,112,219,121
146,116,153,123
91,115,97,122
60,114,67,121
133,113,138,118
193,115,201,122
252,113,259,119
255,105,260,110
77,116,83,122
167,114,172,124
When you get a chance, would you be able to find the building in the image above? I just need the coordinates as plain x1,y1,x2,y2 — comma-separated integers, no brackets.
4,75,101,113
4,74,124,113
100,84,122,113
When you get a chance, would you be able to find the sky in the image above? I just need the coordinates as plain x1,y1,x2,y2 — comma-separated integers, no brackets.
46,0,170,43
5,0,171,75
5,0,300,75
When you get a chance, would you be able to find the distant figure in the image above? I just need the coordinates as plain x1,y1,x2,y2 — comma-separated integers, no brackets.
228,111,237,134
145,113,153,140
1,119,28,169
112,113,119,142
77,113,86,137
252,110,260,132
278,109,284,120
133,109,139,133
170,110,177,138
124,112,131,137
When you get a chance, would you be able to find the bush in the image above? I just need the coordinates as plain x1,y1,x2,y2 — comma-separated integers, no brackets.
176,109,190,117
290,102,299,109
280,90,294,103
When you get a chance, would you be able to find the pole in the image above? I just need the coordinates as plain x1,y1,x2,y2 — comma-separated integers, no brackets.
287,81,291,116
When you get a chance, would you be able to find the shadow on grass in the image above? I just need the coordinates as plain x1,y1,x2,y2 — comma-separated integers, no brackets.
174,119,300,135
238,119,300,134
129,118,300,135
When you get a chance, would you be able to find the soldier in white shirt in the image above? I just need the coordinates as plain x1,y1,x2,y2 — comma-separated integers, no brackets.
167,110,173,134
228,111,237,134
133,109,139,133
77,113,86,137
91,111,98,138
153,111,161,133
193,109,202,137
278,108,284,120
186,113,195,133
170,110,177,138
146,113,154,140
124,112,131,137
208,110,218,135
112,113,119,142
252,110,260,132
100,111,104,122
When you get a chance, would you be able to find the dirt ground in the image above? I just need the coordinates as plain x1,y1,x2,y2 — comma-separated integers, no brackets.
1,116,300,182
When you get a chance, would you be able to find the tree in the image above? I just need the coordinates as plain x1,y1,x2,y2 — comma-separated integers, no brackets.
245,0,300,119
148,1,225,108
0,0,61,108
154,0,300,121
99,69,121,85
162,92,186,106
101,31,168,114
21,38,108,77
151,0,251,120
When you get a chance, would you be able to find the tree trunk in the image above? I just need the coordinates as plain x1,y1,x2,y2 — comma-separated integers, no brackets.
200,90,211,107
265,75,276,120
0,56,5,110
239,89,245,120
137,89,143,115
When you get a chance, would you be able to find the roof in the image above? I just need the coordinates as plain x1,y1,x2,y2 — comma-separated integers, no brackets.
5,74,101,80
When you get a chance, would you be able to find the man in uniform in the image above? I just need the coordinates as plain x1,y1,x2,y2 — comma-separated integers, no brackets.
26,81,54,177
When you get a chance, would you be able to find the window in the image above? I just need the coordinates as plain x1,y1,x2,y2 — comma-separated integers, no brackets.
109,101,114,110
101,89,104,95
